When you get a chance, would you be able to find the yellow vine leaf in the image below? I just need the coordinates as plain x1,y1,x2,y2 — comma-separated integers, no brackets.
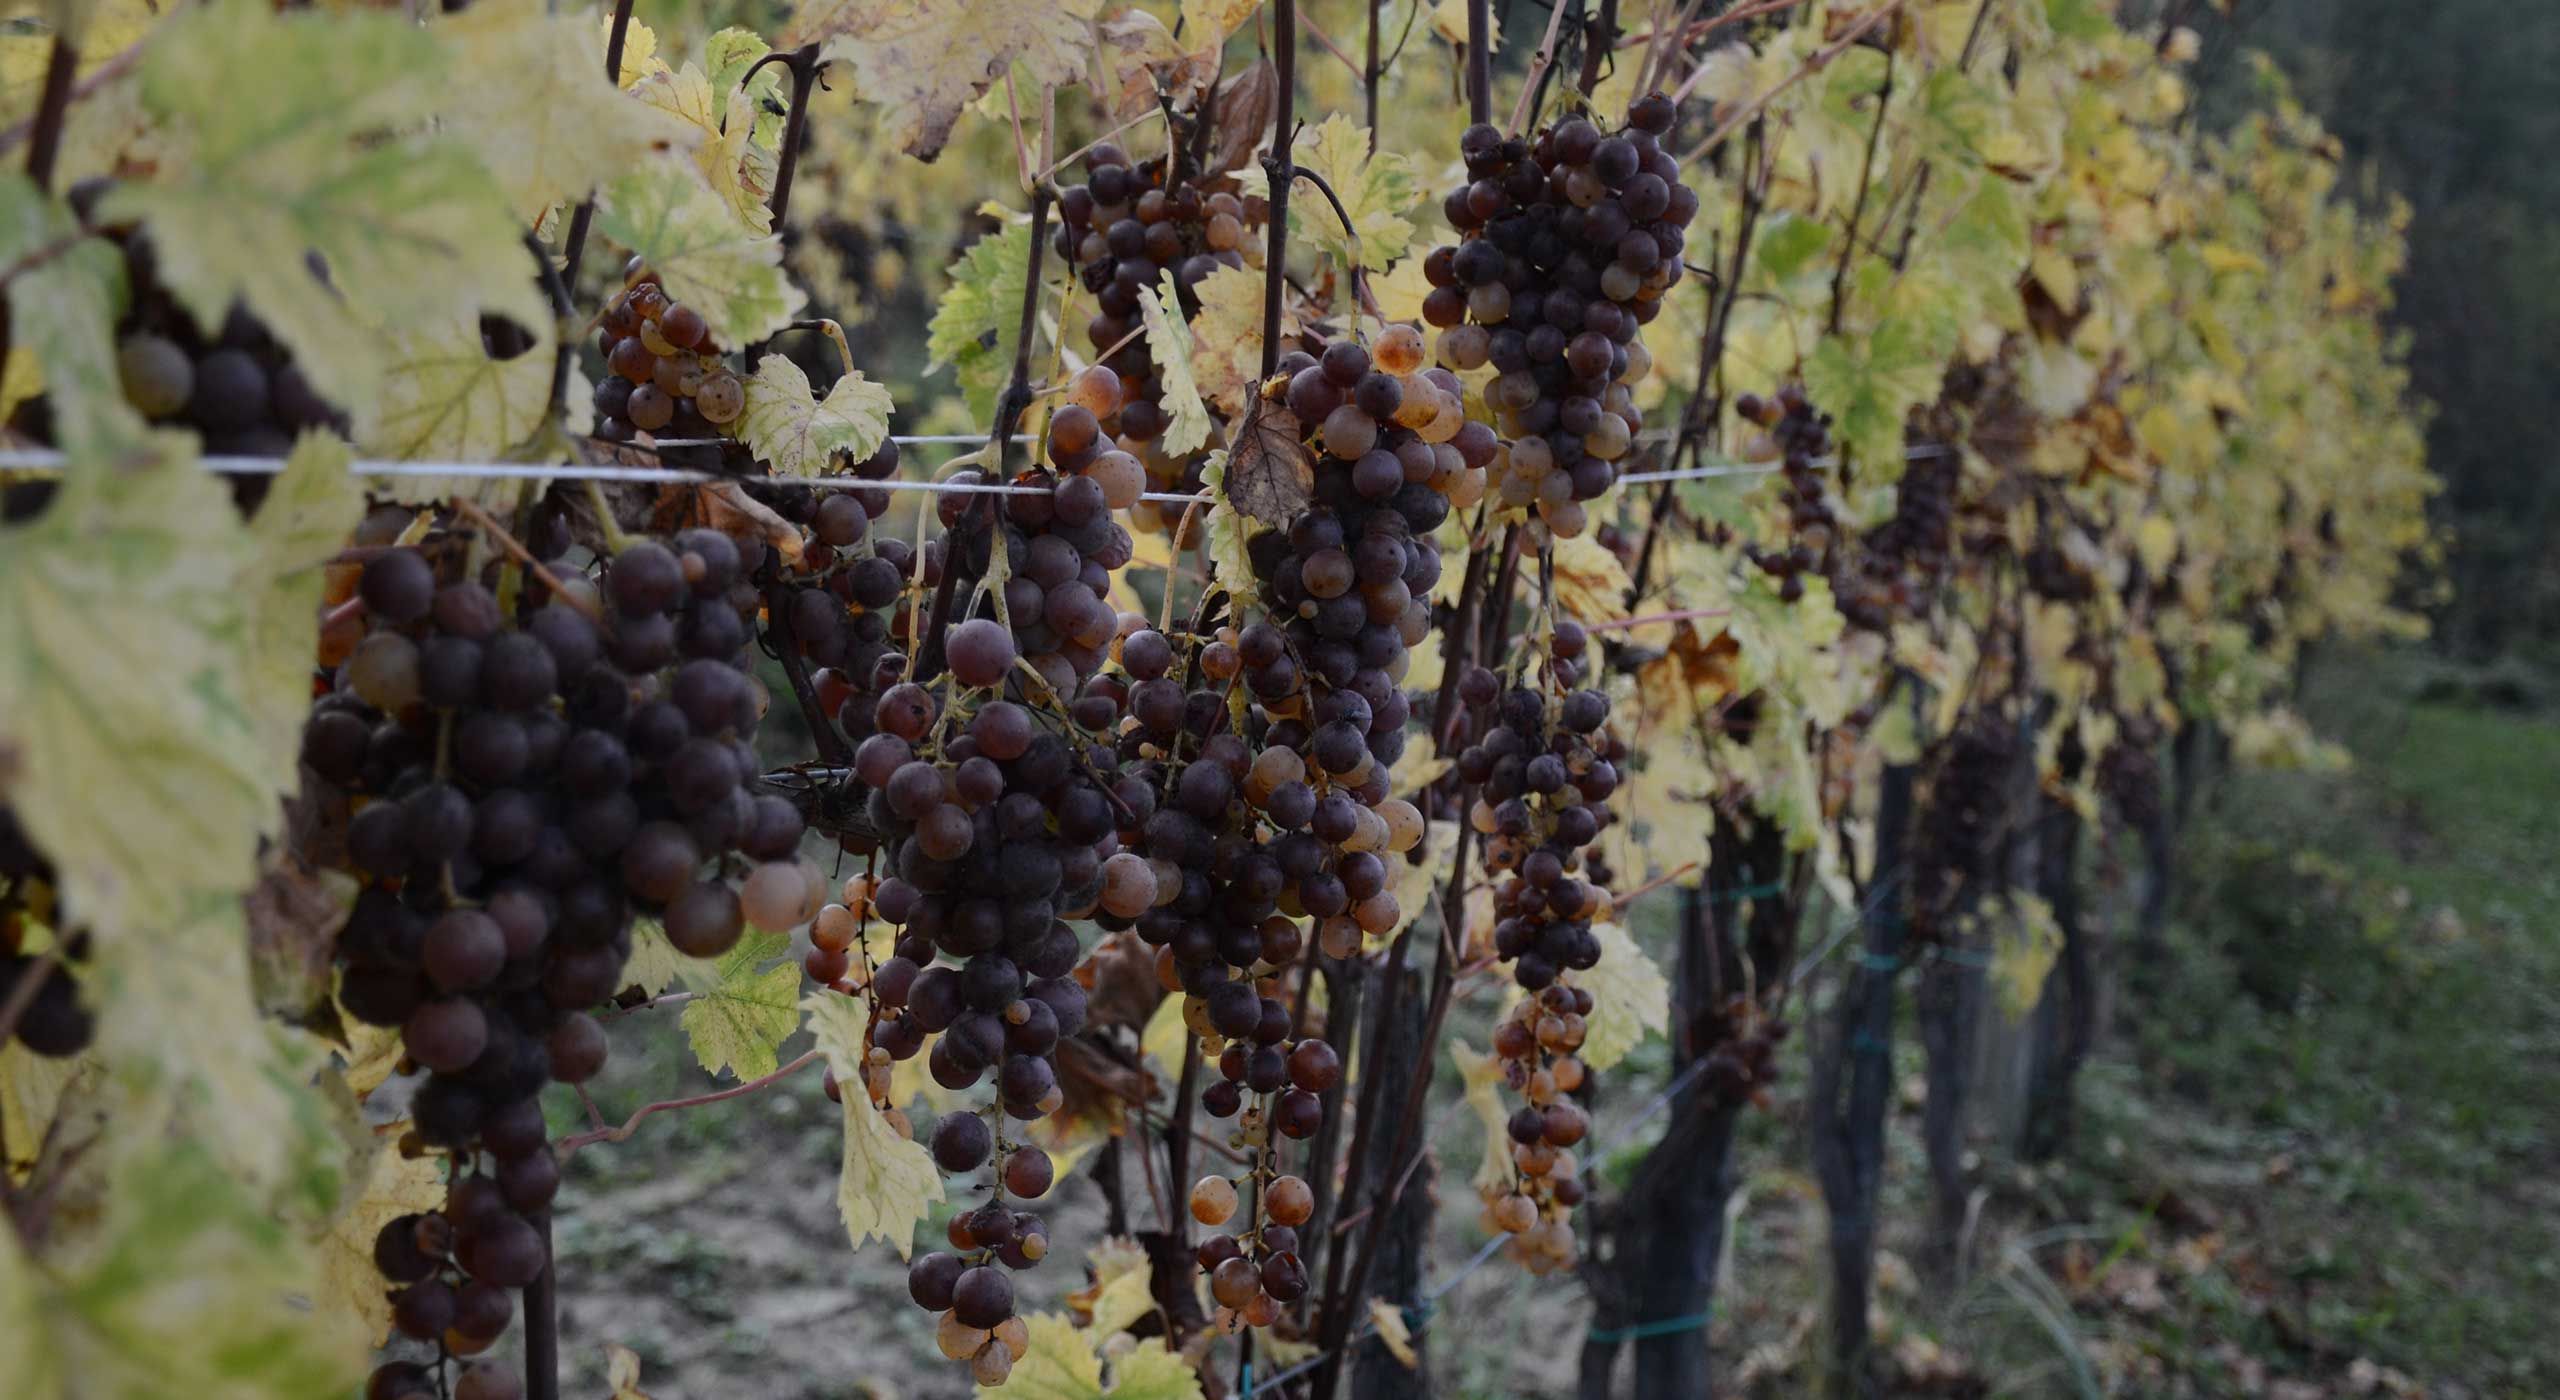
0,1141,366,1400
1449,1037,1512,1195
1138,272,1212,457
1428,0,1498,51
739,352,896,477
1180,0,1260,43
784,0,1104,162
605,1344,657,1399
631,61,775,233
1550,532,1633,624
804,990,943,1259
97,0,544,434
439,0,701,222
1067,1237,1157,1337
0,1042,92,1184
1138,986,1190,1077
1271,112,1420,270
985,1311,1204,1400
1370,1297,1420,1368
1569,922,1669,1072
677,928,804,1081
1196,451,1262,613
1186,261,1271,413
599,158,805,350
364,311,566,465
312,1132,447,1350
610,17,666,87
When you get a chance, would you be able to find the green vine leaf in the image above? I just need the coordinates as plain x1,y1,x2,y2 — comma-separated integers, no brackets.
925,210,1031,420
739,353,895,477
1569,923,1669,1072
676,927,803,1081
363,310,569,465
96,0,544,435
803,990,942,1260
982,1311,1203,1400
599,159,804,350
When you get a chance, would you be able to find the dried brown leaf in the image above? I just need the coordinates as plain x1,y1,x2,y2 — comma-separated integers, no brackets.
1209,59,1277,177
1223,393,1313,525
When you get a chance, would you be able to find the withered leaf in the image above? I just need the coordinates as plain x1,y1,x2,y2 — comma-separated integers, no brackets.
1210,58,1277,178
1223,393,1314,525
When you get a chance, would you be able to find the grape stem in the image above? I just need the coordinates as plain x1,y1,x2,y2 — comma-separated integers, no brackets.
763,571,856,769
0,36,75,391
0,30,137,157
547,0,638,375
448,496,604,625
1256,0,1298,381
556,1049,824,1154
1576,0,1620,97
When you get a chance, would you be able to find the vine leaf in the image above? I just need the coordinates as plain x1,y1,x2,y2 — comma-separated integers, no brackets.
0,1139,368,1400
604,1346,658,1400
738,353,895,477
312,1133,447,1350
1245,112,1422,270
630,61,777,234
363,310,570,469
781,0,1103,161
1447,1038,1513,1195
1221,395,1313,525
1205,58,1277,178
0,437,294,930
1136,273,1211,457
1369,1298,1420,1368
1063,1237,1154,1337
1549,533,1634,624
676,927,803,1081
0,176,143,459
803,990,943,1260
704,28,789,145
1185,262,1272,414
925,208,1032,419
1569,923,1669,1072
96,0,543,434
437,0,701,222
1097,11,1216,120
983,1311,1203,1399
599,159,805,350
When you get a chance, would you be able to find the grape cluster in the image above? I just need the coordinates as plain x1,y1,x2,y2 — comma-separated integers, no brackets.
2097,736,2162,834
925,402,1149,699
845,643,1115,1376
13,181,349,457
590,260,744,457
1835,427,1960,630
1053,144,1266,534
1733,385,1839,604
1188,1163,1319,1330
1448,623,1626,1267
1422,94,1697,538
306,526,817,1400
744,444,929,764
1907,719,2017,941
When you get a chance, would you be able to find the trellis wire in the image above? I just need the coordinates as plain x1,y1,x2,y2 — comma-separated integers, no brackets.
0,439,1957,503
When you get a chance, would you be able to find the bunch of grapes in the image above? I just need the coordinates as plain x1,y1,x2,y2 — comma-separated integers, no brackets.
1733,385,1839,604
590,260,745,460
1448,622,1627,1268
2096,735,2162,834
1907,719,2017,941
1834,430,1960,630
1421,93,1698,538
1187,1160,1320,1331
305,524,821,1400
840,626,1119,1381
12,181,348,457
1053,144,1267,534
924,401,1150,699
